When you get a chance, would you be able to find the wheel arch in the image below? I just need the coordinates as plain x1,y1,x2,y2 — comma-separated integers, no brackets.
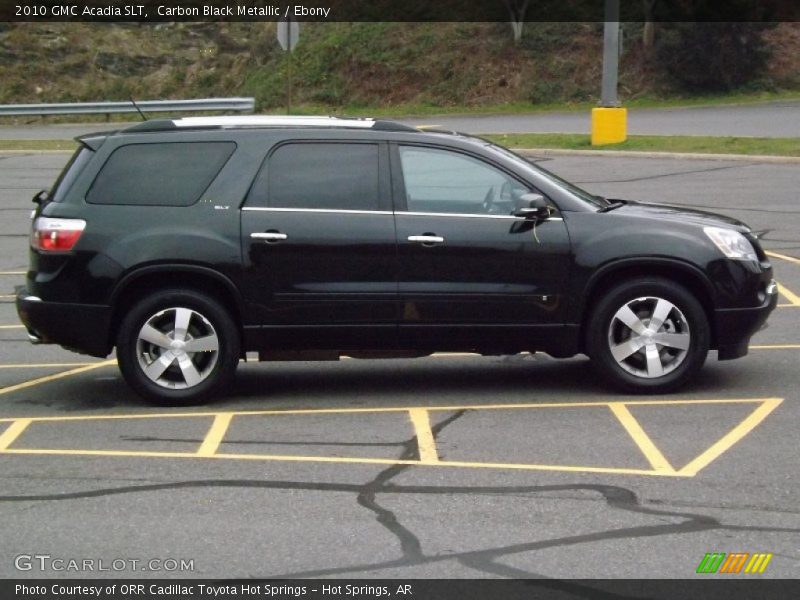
578,258,717,352
109,264,245,351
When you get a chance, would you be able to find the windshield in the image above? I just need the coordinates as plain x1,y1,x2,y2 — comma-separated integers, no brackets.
50,145,93,202
482,142,607,209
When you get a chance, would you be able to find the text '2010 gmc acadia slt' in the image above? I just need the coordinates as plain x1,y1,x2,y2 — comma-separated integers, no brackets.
16,116,777,404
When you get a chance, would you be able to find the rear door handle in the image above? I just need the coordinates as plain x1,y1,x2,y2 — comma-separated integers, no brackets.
408,234,444,245
251,231,288,242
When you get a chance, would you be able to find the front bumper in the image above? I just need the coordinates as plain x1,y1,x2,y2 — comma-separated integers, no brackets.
15,286,112,358
713,279,778,360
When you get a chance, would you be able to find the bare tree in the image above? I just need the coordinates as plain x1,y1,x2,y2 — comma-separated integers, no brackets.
503,0,531,45
642,0,658,55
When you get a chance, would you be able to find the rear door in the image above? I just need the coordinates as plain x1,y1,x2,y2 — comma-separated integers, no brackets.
240,140,398,349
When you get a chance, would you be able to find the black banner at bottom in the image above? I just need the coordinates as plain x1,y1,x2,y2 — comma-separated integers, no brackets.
3,580,799,600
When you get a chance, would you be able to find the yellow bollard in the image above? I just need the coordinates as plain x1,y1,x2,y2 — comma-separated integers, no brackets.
591,107,627,145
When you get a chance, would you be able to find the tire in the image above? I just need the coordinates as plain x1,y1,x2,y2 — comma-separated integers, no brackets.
586,277,710,394
116,289,240,405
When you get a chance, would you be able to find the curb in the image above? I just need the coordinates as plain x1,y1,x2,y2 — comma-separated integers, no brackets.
515,148,800,164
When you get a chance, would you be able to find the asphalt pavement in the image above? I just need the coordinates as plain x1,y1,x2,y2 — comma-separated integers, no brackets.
0,151,798,581
0,101,798,140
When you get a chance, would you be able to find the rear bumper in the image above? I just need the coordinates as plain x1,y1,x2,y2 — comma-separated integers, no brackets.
15,286,112,358
714,279,778,360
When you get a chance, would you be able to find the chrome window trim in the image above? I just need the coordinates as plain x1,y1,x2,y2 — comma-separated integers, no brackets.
240,207,563,221
241,207,392,215
403,211,563,221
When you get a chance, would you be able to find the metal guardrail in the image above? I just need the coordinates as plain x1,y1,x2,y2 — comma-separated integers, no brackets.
0,98,255,117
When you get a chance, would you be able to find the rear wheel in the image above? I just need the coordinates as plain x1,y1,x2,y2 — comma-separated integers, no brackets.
587,278,710,393
116,289,240,405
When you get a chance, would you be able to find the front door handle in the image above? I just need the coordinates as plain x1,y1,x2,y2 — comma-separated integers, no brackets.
408,234,445,246
251,231,288,243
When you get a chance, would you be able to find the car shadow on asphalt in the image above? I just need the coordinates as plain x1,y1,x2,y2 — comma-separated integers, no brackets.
6,354,742,414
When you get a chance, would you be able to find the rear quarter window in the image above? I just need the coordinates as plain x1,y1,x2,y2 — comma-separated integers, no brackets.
86,141,235,206
50,145,94,202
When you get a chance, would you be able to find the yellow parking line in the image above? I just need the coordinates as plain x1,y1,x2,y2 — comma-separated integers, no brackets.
0,295,15,300
678,398,783,476
196,413,234,457
0,359,116,397
766,250,800,266
0,397,780,424
0,398,780,478
0,271,25,275
0,419,32,451
751,344,800,350
0,325,24,329
0,446,684,477
0,362,97,369
776,282,800,306
608,403,675,473
408,408,439,463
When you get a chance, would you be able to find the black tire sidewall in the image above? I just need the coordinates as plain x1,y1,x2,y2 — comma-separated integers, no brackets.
116,290,240,405
587,278,710,393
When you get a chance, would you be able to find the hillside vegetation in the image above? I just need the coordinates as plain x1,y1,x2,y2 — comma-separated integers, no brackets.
1,22,798,112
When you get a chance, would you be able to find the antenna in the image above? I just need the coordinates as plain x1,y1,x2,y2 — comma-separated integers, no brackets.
129,96,148,121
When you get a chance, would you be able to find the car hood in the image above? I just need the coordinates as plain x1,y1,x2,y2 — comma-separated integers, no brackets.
611,200,749,232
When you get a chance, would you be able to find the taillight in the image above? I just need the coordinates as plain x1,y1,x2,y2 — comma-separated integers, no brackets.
31,217,86,252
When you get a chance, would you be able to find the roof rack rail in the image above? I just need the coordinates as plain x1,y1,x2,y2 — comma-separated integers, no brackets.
121,115,418,133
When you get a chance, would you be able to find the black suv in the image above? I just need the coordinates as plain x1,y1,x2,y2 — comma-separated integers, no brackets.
17,116,777,404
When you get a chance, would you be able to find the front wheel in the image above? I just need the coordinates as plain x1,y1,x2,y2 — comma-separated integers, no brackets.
587,278,710,393
116,289,240,405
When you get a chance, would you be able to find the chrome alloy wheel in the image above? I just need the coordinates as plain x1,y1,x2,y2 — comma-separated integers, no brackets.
607,296,691,379
135,307,219,389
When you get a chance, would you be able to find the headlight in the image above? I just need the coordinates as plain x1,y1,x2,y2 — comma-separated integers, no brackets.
703,226,758,261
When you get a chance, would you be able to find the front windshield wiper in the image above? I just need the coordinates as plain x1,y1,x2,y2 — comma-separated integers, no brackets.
597,200,626,213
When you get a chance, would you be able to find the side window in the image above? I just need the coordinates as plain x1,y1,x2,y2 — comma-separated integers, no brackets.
86,142,235,206
247,143,380,211
399,146,529,215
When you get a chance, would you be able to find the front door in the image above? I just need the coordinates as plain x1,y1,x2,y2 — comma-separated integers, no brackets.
391,144,571,349
240,141,397,349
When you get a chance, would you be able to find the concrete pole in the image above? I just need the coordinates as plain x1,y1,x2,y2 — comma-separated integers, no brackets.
600,0,620,107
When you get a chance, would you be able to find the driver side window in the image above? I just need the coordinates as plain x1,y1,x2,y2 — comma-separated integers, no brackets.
399,146,529,215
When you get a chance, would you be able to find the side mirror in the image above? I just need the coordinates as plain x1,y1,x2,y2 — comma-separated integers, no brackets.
32,190,49,205
512,193,550,219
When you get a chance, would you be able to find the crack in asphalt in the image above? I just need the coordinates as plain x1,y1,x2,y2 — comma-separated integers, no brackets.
353,410,467,568
0,478,798,583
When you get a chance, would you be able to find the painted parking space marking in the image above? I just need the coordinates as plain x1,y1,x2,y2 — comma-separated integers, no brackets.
197,413,234,457
0,362,98,369
766,250,800,267
608,402,675,473
751,344,800,350
776,282,800,308
764,251,800,307
409,408,439,464
0,359,115,396
0,398,782,478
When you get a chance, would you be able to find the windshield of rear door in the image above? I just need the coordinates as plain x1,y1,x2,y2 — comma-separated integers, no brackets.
482,142,606,210
50,145,94,202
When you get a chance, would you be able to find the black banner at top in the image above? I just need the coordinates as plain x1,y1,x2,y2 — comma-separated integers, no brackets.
1,0,798,22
